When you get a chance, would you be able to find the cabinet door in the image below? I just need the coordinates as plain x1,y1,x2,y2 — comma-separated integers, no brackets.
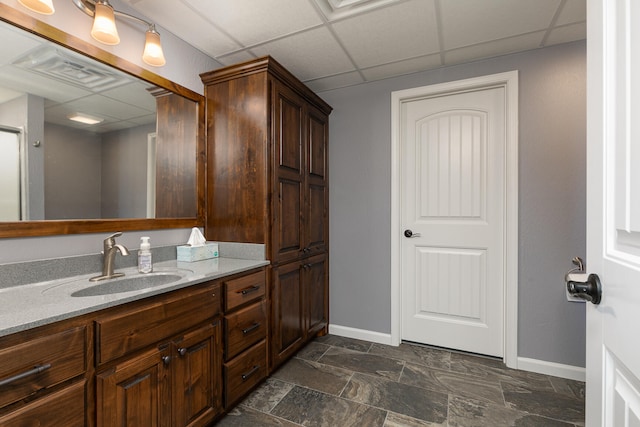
304,253,328,336
272,80,305,264
305,106,329,256
271,261,304,368
173,322,222,427
97,347,171,427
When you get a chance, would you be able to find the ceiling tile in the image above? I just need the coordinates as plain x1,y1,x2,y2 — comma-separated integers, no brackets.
184,0,323,47
361,54,442,81
305,71,364,92
545,22,587,46
0,25,40,66
250,27,355,81
101,82,157,112
556,0,586,25
331,0,439,68
122,0,241,57
0,68,91,104
444,32,545,66
216,51,258,67
61,95,151,121
440,0,561,50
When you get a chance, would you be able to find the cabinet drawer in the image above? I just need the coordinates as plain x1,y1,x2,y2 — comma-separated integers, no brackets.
224,270,266,311
0,380,85,427
224,300,267,360
224,340,267,408
96,282,220,364
0,326,86,408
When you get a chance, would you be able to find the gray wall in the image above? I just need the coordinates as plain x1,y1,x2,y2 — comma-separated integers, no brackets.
320,41,587,367
45,123,102,219
101,124,155,218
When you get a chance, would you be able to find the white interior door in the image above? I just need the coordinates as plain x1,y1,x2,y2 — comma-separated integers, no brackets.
399,79,508,358
0,129,21,221
586,0,640,426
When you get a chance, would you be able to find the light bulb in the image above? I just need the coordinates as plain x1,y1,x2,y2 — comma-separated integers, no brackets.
18,0,55,15
91,2,120,45
142,27,166,67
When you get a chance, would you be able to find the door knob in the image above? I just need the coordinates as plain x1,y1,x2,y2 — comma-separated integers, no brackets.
567,273,602,305
404,229,421,238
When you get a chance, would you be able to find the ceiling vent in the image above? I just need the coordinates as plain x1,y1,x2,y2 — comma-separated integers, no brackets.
312,0,400,20
12,46,132,92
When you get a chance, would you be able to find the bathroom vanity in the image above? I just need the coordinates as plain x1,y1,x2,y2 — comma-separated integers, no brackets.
0,257,268,426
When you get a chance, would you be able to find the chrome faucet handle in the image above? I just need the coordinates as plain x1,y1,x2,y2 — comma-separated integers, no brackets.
105,231,123,243
103,232,123,249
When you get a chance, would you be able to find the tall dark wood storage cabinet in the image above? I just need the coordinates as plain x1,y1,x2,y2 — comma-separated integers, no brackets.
201,56,332,371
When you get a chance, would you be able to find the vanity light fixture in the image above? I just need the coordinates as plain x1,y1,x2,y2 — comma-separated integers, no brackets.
73,0,166,66
17,0,55,15
17,0,166,66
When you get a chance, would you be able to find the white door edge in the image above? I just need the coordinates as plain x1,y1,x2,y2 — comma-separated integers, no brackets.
390,71,519,368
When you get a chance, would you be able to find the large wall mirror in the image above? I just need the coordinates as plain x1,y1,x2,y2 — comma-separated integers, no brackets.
0,4,205,238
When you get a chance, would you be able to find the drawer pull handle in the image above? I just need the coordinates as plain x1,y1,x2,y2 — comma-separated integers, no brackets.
0,363,51,387
241,365,260,381
239,285,261,295
242,322,261,335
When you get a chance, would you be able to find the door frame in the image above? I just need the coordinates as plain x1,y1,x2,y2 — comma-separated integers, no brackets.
390,71,519,368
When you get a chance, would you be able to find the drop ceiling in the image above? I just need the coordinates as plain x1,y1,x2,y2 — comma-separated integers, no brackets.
122,0,586,92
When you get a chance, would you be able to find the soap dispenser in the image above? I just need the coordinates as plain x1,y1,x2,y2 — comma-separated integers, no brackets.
138,236,153,273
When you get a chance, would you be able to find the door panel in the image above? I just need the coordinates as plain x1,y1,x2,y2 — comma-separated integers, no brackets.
587,1,640,425
271,262,304,366
273,81,305,263
401,86,505,357
173,323,221,427
97,347,170,427
305,253,328,335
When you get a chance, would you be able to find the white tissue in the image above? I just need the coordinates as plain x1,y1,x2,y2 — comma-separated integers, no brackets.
187,227,207,247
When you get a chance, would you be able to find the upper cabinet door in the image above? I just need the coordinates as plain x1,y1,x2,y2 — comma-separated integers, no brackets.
272,80,305,263
305,106,329,255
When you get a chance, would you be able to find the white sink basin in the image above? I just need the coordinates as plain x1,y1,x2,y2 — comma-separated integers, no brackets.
41,269,193,298
71,273,185,297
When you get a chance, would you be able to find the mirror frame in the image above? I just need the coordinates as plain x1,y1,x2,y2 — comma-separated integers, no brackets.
0,4,206,238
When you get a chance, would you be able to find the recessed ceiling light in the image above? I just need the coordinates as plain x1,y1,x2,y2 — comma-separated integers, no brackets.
67,113,104,125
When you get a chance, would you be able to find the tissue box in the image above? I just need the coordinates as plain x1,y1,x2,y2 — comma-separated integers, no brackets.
177,242,219,262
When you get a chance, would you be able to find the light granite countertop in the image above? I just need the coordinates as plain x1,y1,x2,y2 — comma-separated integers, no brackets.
0,257,269,338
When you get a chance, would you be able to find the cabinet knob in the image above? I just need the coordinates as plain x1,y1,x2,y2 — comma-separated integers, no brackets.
177,347,187,356
161,355,171,365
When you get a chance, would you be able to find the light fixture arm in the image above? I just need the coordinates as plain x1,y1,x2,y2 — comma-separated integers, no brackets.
72,0,153,29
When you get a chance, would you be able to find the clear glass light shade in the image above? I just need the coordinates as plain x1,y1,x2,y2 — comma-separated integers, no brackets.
91,2,120,45
18,0,55,14
142,29,166,67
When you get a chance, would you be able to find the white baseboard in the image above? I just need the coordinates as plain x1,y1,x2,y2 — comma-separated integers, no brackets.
517,357,586,382
328,324,394,346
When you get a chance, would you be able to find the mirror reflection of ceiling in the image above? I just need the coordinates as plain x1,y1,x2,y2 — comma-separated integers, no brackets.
0,21,157,133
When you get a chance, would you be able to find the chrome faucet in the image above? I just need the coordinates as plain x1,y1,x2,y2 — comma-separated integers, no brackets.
90,232,130,282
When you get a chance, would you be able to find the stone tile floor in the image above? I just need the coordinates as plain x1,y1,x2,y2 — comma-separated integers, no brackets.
215,335,585,426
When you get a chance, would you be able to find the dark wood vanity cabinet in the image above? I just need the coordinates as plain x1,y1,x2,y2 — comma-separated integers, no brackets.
95,281,223,427
0,322,89,426
201,56,331,372
221,270,268,408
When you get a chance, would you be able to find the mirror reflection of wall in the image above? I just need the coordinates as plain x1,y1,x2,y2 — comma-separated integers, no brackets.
43,122,156,220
